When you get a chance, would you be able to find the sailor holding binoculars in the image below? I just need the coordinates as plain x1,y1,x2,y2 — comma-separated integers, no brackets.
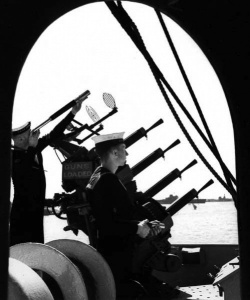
10,99,84,246
87,132,165,298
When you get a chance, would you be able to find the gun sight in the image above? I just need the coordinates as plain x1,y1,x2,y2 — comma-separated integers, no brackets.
32,90,90,132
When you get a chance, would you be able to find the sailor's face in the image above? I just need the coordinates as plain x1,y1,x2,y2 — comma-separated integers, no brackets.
116,143,128,166
14,129,31,149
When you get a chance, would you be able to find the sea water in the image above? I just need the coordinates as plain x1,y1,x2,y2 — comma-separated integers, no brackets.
44,202,239,245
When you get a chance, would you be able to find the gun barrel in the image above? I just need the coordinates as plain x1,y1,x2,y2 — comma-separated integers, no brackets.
143,159,197,199
125,128,146,148
165,189,198,216
163,139,180,154
124,119,164,148
180,159,197,174
131,140,180,177
198,179,214,194
146,118,164,133
132,148,164,177
165,180,214,216
143,169,180,199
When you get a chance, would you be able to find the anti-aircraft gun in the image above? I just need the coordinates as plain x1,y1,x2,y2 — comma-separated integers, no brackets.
48,94,173,237
48,93,164,220
131,179,214,276
50,117,168,225
50,93,120,192
47,92,214,277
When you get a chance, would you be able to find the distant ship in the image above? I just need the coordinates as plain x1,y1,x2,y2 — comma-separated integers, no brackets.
158,194,234,205
158,194,206,204
157,194,178,204
206,195,233,202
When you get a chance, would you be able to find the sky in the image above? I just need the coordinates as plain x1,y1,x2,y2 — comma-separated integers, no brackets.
11,2,236,202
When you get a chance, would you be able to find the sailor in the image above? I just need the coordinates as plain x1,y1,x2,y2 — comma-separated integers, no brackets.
86,132,165,298
10,99,84,246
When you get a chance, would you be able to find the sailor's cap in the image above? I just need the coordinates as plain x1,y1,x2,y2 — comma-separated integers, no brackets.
92,132,125,145
92,132,125,154
12,121,31,137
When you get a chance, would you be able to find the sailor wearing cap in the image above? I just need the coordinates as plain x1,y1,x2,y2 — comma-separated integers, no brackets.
12,121,31,136
92,132,127,169
86,132,152,296
11,121,33,149
10,100,84,246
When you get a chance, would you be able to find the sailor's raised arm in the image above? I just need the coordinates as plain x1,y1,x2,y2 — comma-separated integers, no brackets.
71,97,84,115
36,97,85,151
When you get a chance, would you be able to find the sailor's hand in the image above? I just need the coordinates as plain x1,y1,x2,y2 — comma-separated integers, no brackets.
71,98,84,115
29,130,40,147
148,220,165,236
66,123,75,131
137,219,151,238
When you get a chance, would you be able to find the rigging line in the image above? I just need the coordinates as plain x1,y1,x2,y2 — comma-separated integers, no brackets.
105,1,237,201
155,11,236,191
150,63,237,199
155,9,236,188
119,1,237,197
108,2,236,191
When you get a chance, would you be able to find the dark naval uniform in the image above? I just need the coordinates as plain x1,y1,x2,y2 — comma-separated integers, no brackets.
86,166,140,283
10,112,75,246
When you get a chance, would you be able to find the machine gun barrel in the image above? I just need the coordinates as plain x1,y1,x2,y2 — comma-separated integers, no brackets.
124,119,164,148
131,139,180,177
165,179,214,216
32,90,90,132
143,159,197,199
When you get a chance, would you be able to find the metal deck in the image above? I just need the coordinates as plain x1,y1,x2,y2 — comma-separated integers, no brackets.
172,285,223,300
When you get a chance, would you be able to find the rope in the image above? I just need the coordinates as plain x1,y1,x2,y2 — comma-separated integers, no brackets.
155,9,236,190
105,1,237,201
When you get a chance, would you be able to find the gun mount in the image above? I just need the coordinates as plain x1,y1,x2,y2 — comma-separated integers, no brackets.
131,180,214,274
48,117,214,277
